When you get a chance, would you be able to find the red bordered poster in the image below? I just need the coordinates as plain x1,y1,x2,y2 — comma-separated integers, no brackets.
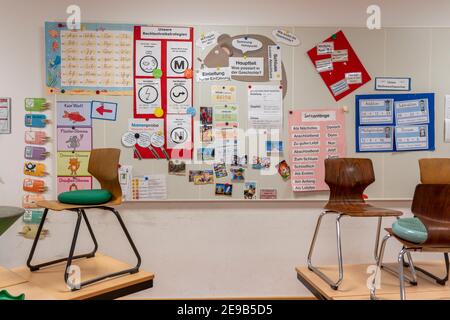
307,30,371,102
133,25,194,159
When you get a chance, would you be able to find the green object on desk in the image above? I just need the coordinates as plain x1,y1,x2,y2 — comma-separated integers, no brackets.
0,290,25,300
0,206,24,237
58,189,112,205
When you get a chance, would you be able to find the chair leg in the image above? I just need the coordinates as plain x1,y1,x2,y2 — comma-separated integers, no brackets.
370,234,391,300
307,211,344,290
403,253,450,286
398,248,408,300
27,209,98,272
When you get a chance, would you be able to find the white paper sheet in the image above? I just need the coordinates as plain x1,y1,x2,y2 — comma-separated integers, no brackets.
248,85,283,130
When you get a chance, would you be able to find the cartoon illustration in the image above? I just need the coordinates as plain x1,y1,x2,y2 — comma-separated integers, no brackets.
66,134,84,152
69,183,79,191
63,111,86,123
68,158,81,176
203,34,288,98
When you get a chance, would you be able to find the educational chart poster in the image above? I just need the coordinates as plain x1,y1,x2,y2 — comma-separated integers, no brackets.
57,176,92,194
56,100,93,194
356,93,435,152
133,26,194,159
307,31,371,101
45,22,134,95
288,109,346,192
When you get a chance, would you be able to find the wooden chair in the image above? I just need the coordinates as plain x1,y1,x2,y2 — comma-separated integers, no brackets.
371,158,450,299
27,148,141,291
307,158,403,290
372,184,450,300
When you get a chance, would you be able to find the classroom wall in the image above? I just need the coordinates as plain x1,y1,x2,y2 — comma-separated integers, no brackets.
0,0,448,298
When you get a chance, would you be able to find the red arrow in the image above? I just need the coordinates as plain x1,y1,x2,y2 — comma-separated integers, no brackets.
96,105,113,116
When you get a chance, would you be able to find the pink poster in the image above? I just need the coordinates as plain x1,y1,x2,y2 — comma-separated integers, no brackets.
288,109,346,192
57,127,92,152
57,176,92,194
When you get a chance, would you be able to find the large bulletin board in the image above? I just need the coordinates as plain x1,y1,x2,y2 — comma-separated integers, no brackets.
46,24,450,201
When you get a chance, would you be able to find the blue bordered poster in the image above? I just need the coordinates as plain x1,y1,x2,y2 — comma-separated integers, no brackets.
45,22,135,96
355,93,435,152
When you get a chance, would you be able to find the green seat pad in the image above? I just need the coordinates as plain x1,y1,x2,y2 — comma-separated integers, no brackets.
58,189,112,205
392,217,428,244
0,290,25,300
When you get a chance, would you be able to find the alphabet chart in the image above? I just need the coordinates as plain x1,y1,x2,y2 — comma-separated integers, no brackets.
45,22,135,95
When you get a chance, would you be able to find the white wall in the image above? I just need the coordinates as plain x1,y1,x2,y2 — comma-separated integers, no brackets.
0,0,448,298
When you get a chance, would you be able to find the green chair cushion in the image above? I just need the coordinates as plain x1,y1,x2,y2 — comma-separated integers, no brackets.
392,217,428,244
58,189,112,205
0,290,25,300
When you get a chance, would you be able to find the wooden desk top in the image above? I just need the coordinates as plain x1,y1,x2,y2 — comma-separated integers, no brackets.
296,261,450,300
1,254,154,300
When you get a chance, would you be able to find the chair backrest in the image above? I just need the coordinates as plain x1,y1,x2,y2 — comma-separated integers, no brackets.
88,148,122,204
419,158,450,184
325,158,375,203
411,184,450,246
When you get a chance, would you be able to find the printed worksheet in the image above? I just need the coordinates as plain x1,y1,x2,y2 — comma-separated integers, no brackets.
248,85,283,130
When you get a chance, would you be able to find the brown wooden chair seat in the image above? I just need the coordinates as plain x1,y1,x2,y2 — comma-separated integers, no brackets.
27,148,142,291
325,202,402,217
307,158,403,290
36,199,121,212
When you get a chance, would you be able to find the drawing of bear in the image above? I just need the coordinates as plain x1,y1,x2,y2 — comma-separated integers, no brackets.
203,34,287,98
68,158,80,176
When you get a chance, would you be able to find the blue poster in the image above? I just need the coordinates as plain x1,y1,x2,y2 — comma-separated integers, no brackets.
356,93,434,152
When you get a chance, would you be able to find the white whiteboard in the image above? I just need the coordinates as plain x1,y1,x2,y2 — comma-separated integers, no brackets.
52,26,450,201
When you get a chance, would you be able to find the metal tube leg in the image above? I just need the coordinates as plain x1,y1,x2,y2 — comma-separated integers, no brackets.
374,217,382,263
307,212,344,290
110,208,142,271
405,252,450,285
64,209,83,290
398,248,408,300
405,251,417,284
370,234,391,300
26,209,49,271
80,209,98,258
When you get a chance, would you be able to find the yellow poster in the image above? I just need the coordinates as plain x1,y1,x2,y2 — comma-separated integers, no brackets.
57,151,91,176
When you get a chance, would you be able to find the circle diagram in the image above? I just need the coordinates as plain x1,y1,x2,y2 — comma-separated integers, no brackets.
139,55,158,73
170,56,189,74
169,85,189,104
138,85,158,104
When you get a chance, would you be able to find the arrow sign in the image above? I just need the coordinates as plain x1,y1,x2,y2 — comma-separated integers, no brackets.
91,101,118,121
96,105,113,115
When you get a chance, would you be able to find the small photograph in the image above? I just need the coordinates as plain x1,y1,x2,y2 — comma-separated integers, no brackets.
419,126,427,137
213,162,228,178
276,160,291,180
230,167,245,182
188,170,202,182
193,170,214,185
252,156,271,170
215,183,233,196
201,125,214,142
266,141,283,155
200,106,213,125
168,160,186,176
197,147,215,161
244,181,257,199
231,154,248,167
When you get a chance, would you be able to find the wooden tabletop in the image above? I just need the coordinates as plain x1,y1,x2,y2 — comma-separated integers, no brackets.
296,261,450,300
1,254,154,300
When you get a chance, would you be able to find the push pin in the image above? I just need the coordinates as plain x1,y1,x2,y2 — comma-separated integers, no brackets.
342,106,349,113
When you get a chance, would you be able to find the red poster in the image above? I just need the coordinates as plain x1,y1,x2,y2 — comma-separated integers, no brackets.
133,26,194,159
307,30,371,101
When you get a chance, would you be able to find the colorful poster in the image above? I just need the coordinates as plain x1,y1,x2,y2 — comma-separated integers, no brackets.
356,93,435,152
57,176,92,194
131,175,167,200
211,85,236,104
57,127,92,152
57,101,92,127
57,151,91,176
307,30,371,101
288,109,346,192
45,22,134,95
